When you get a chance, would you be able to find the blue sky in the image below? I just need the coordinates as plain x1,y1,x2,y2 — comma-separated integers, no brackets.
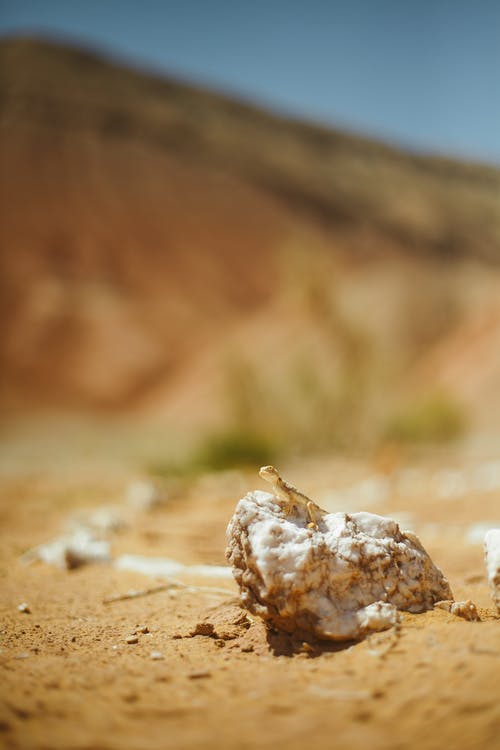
1,0,499,164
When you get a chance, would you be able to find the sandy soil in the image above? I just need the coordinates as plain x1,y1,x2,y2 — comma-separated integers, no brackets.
0,456,499,750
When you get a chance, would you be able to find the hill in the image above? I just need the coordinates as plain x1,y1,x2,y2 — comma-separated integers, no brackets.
1,37,500,450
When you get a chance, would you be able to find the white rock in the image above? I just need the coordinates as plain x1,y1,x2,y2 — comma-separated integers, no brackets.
435,599,480,621
21,529,111,570
226,491,452,641
432,469,467,500
126,480,166,510
113,554,233,579
484,529,500,612
70,506,127,534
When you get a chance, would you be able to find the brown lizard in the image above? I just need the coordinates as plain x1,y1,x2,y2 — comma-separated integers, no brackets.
259,465,328,529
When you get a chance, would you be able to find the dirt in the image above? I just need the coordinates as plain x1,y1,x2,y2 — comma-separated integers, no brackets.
0,455,499,750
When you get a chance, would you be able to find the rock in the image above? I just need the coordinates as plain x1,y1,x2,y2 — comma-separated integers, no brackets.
484,529,500,612
150,651,164,660
126,635,139,644
226,491,452,641
17,603,31,614
21,529,111,570
189,603,251,641
435,599,480,621
126,480,166,511
113,554,232,579
70,507,127,535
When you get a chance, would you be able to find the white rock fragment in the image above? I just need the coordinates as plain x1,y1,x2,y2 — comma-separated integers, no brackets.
484,529,500,612
21,529,111,570
114,554,232,579
70,506,127,535
226,491,452,641
150,651,164,660
126,480,167,511
434,599,480,621
17,602,31,614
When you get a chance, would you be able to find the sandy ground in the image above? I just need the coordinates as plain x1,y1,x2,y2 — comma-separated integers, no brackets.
1,453,499,750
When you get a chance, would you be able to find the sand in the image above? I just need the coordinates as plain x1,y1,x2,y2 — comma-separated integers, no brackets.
0,459,499,750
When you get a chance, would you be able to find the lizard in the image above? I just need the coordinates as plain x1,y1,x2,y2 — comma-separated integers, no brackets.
258,465,328,530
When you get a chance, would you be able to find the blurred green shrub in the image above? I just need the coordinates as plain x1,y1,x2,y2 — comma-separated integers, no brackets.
194,429,278,471
383,393,466,444
146,429,277,476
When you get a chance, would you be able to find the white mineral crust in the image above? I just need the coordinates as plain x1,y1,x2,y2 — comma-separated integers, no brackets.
21,529,111,570
484,529,500,612
226,491,452,641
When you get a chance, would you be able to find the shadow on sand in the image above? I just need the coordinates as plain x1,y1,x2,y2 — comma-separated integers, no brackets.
265,627,357,657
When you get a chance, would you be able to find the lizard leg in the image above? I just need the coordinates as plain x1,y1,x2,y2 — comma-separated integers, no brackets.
277,490,294,516
306,501,319,530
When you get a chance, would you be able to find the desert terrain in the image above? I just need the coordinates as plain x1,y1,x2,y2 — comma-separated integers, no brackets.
1,38,499,750
1,440,499,750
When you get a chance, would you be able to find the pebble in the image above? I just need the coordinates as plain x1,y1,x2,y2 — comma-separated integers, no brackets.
134,626,149,634
435,599,481,621
188,670,211,679
126,635,139,645
150,651,164,660
17,603,31,614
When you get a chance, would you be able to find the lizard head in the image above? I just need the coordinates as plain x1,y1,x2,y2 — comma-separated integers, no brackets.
259,465,279,482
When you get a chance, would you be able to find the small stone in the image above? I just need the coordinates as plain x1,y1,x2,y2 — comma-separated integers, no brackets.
150,651,164,660
22,530,111,569
17,603,31,614
190,622,215,637
450,600,480,621
435,599,480,621
126,635,139,645
188,670,211,679
136,626,149,634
